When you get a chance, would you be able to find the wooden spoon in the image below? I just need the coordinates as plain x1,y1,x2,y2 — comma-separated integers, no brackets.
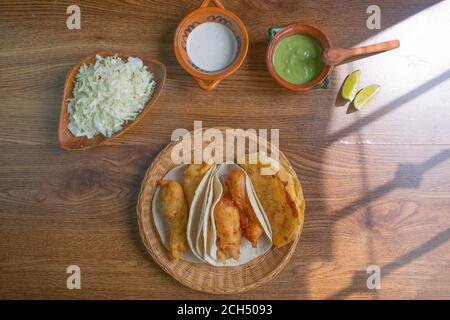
322,40,400,66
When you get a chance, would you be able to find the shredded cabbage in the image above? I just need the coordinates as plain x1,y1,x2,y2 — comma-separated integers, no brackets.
67,55,156,138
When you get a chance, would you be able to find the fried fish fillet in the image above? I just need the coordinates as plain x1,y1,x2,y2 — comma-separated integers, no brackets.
225,170,263,248
241,157,305,248
159,180,189,261
183,163,212,208
214,197,241,261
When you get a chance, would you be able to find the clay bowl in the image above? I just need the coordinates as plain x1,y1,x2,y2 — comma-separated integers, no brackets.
267,23,333,92
58,51,166,151
174,0,249,91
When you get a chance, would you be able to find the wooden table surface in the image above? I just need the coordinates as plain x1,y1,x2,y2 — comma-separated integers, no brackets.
1,0,450,300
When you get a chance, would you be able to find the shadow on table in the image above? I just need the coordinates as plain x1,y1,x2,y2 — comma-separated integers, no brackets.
328,227,450,299
328,69,450,144
292,66,450,297
329,149,450,298
238,0,449,299
316,72,450,298
331,149,450,222
317,65,450,298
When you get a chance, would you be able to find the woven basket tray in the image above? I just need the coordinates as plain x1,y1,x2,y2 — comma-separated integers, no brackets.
136,128,304,294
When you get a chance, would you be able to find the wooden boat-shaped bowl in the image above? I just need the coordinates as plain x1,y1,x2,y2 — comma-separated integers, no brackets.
58,51,167,150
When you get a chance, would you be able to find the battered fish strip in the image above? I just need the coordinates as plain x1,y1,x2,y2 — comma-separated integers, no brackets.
214,197,241,262
225,170,263,248
159,180,189,261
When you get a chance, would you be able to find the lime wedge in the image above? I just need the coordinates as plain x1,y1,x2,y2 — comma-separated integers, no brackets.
354,84,381,110
341,70,361,101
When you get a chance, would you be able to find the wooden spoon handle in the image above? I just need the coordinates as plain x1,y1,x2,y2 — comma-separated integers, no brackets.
348,40,400,57
323,40,400,65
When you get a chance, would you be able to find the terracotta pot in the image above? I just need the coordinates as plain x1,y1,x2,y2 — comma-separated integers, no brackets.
266,23,333,92
174,0,249,91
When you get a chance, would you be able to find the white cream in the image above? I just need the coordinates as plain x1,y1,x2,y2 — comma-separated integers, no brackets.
186,22,238,72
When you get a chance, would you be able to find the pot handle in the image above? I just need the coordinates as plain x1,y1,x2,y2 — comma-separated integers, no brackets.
195,78,222,91
268,26,284,44
312,75,332,89
200,0,225,9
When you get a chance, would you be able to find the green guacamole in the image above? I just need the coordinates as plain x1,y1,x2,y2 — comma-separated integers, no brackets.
273,34,324,85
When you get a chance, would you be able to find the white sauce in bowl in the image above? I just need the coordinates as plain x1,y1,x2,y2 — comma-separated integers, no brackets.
186,22,238,72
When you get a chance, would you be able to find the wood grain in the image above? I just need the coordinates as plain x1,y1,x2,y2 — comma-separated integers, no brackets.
1,0,450,299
